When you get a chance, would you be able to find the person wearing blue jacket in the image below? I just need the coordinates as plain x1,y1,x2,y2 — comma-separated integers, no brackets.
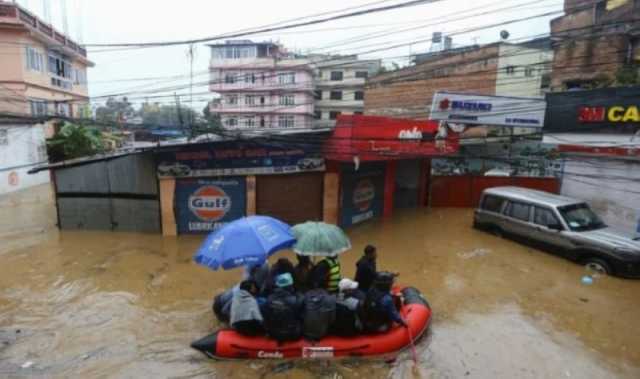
361,272,407,333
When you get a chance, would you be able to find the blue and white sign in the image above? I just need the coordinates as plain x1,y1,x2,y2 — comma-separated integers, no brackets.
175,178,246,234
340,164,385,227
430,91,546,128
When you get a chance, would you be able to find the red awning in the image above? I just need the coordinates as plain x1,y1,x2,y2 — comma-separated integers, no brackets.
323,115,459,162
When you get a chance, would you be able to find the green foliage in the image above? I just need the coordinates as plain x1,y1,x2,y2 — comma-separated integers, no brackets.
95,97,136,124
615,65,640,86
46,122,104,162
138,103,198,128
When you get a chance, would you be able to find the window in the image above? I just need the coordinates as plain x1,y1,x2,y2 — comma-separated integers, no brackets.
55,102,70,117
0,129,7,146
48,53,72,79
279,95,295,106
313,111,322,119
244,72,256,84
73,68,87,85
330,71,343,81
534,207,561,229
355,71,368,79
314,90,322,100
329,111,341,120
25,46,44,72
226,117,238,127
525,66,535,77
36,143,47,162
219,46,256,60
260,96,266,105
278,72,296,84
278,115,295,128
481,195,505,213
30,100,48,116
260,117,265,127
51,77,72,90
505,65,516,75
354,91,364,101
227,95,238,105
330,91,343,100
506,201,531,222
558,203,606,232
244,116,255,128
245,95,256,106
224,74,236,84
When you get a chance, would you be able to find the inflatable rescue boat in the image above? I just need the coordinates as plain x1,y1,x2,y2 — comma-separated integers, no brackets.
191,287,431,360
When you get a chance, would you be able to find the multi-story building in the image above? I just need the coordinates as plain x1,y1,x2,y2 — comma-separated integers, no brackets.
550,0,640,90
0,1,93,194
308,55,381,128
364,39,552,120
209,40,314,130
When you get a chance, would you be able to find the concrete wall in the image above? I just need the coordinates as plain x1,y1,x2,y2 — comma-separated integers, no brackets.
0,124,50,195
495,44,553,98
561,157,640,233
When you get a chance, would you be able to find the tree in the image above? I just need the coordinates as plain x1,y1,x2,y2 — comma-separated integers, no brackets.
138,103,198,128
46,122,104,162
95,97,135,125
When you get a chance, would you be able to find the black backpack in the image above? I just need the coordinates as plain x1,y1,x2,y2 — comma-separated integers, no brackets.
303,289,336,340
265,292,300,341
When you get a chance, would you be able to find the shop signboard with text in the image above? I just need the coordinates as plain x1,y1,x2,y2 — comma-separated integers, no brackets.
340,164,385,227
156,141,325,178
430,91,546,128
175,178,246,234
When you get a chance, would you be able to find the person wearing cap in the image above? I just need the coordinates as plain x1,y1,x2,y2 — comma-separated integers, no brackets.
331,278,365,336
361,272,407,333
263,273,304,342
355,245,378,292
264,258,296,295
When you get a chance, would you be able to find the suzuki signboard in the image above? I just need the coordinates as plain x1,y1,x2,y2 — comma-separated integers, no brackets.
430,91,546,128
175,178,246,234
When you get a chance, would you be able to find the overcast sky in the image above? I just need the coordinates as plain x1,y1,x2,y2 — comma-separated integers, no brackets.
15,0,563,111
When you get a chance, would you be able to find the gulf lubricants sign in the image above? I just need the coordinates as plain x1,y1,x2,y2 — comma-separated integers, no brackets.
175,178,246,234
341,164,385,227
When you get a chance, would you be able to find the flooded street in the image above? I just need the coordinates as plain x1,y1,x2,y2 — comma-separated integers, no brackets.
1,185,639,378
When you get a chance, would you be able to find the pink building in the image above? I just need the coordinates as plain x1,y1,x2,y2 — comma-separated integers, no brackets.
209,41,314,130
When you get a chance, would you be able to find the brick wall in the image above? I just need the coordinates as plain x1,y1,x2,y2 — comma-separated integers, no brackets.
364,45,500,119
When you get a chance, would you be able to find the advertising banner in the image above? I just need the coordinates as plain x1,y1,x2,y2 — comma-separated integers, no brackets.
430,91,546,128
175,177,246,234
340,164,385,227
156,142,324,178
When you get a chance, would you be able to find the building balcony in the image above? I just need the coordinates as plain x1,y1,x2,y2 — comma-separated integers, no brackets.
315,78,366,88
209,81,315,93
315,99,364,109
210,102,314,115
0,2,92,64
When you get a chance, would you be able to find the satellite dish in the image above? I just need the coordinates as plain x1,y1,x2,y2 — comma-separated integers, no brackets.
500,30,510,40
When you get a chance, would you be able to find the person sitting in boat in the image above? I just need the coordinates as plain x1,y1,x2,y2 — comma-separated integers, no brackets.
293,254,314,293
245,261,270,294
355,245,378,292
331,278,365,336
263,273,304,342
230,280,264,336
361,272,407,333
264,258,296,295
310,254,342,294
302,285,336,341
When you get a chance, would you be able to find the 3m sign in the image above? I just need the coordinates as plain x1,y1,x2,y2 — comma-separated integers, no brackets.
578,106,640,123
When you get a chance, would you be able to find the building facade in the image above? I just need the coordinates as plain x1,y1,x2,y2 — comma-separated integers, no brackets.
550,0,640,90
209,41,314,130
364,40,552,119
0,1,93,194
309,55,381,128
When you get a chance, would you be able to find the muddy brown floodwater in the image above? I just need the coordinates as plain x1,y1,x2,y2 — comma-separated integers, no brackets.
1,185,639,379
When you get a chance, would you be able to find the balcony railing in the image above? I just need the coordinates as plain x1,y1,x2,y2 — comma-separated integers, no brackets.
0,3,87,58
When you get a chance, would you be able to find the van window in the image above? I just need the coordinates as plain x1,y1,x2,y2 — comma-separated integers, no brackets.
534,207,561,228
505,201,531,222
481,195,505,213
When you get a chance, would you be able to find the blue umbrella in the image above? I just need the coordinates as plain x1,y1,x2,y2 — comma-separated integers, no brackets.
194,216,295,270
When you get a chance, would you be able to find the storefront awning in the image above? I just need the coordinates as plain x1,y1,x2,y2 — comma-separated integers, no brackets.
323,115,459,162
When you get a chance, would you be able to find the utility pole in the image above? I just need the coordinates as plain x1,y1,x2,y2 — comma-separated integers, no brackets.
61,0,69,36
175,93,185,137
187,44,196,136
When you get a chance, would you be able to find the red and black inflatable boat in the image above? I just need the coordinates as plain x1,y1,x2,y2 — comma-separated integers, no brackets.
191,287,431,360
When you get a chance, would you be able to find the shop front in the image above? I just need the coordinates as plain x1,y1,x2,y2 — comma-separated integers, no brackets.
324,115,459,228
155,138,327,235
544,87,640,233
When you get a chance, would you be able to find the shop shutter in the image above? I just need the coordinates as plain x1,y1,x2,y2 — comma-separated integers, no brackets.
256,173,323,224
